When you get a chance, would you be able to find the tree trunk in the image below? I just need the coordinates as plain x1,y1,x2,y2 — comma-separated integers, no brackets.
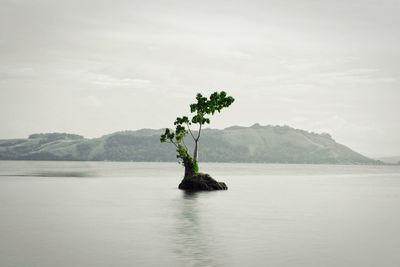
193,141,198,163
184,164,193,178
184,160,195,178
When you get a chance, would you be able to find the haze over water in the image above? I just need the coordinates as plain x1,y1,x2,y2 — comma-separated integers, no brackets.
0,161,399,267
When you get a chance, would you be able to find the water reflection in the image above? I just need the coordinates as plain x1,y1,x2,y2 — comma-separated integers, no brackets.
173,191,219,267
0,171,93,177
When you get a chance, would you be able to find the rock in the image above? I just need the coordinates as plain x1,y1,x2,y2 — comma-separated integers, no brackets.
178,172,228,191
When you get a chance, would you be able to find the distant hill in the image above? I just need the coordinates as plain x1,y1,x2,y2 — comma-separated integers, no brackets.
377,156,400,165
0,124,382,164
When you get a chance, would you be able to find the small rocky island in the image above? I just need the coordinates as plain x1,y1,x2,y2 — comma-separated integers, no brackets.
178,154,228,191
160,91,234,191
179,173,228,191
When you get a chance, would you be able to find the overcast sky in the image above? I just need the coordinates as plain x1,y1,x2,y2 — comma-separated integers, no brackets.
0,0,399,157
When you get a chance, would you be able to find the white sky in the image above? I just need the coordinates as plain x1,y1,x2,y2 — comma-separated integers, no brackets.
0,0,399,157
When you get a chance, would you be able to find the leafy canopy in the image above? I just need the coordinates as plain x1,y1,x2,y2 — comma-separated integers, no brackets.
160,91,235,169
161,91,234,144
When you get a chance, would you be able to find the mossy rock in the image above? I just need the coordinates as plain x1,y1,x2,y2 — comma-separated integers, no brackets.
178,172,228,191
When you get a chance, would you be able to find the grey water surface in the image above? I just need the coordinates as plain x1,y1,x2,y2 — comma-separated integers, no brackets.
0,161,399,267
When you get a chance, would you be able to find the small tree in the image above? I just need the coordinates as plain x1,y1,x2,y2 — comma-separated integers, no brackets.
160,91,235,178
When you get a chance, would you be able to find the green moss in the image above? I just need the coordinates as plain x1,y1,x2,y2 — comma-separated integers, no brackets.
193,161,199,172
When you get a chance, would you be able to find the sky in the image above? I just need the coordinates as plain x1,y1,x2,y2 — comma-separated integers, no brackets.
0,0,399,158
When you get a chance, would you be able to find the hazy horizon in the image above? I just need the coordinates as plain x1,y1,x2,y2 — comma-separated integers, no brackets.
1,0,399,158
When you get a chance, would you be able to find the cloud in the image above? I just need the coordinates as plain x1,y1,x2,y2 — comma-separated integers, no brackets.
87,73,152,89
307,69,398,86
78,95,103,108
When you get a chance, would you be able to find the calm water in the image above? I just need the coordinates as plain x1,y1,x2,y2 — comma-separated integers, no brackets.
0,161,399,267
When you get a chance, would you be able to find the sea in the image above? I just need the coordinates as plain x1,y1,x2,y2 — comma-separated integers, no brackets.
0,161,399,267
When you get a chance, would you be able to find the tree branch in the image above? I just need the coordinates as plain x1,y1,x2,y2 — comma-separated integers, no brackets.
196,123,202,141
186,123,196,141
182,139,189,152
167,140,179,149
